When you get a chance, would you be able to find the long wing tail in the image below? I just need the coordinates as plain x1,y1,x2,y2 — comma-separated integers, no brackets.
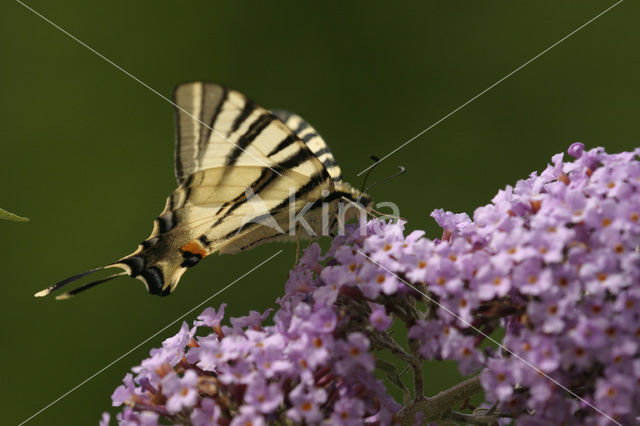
34,267,128,300
36,238,195,300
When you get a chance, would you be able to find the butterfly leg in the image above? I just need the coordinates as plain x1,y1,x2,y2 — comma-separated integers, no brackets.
294,225,302,264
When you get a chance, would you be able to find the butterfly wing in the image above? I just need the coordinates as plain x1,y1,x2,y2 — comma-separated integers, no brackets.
116,82,341,294
272,110,343,182
40,82,340,298
173,83,330,183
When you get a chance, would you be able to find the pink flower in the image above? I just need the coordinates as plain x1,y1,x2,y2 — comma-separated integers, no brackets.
161,370,199,414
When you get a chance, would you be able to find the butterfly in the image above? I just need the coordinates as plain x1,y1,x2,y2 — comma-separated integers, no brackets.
36,82,373,299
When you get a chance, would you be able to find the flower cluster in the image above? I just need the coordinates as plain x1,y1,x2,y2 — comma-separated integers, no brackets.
101,260,400,425
406,144,640,425
103,144,640,425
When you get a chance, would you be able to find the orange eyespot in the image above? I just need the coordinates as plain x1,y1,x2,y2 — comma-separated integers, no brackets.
180,241,208,258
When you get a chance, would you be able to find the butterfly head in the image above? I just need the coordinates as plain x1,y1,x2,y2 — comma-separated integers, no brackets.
355,191,373,211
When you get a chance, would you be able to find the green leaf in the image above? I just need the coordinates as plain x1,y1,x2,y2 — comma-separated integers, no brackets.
0,207,29,222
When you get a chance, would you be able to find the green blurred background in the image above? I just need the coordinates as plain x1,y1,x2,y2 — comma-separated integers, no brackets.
2,1,638,424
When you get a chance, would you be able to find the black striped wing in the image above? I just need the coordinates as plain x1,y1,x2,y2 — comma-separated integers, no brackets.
126,82,340,293
173,83,329,184
38,82,361,299
272,110,343,182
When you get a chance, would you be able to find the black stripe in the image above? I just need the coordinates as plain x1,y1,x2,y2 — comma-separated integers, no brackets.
199,235,212,247
214,200,230,216
222,218,260,240
276,149,313,170
181,252,202,268
294,119,309,135
229,99,255,136
226,148,312,213
179,174,195,209
181,188,191,209
221,171,329,241
324,190,353,203
302,132,318,142
293,191,350,236
267,134,297,157
321,158,339,169
47,267,104,294
174,104,184,180
308,190,353,211
312,147,332,157
212,148,314,228
141,237,160,249
202,86,228,153
120,256,145,276
197,82,207,157
156,212,176,234
141,267,165,295
239,233,279,251
225,113,274,167
209,167,273,228
300,190,360,234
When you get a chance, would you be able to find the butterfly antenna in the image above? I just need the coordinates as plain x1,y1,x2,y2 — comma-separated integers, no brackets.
34,267,104,297
364,166,406,193
360,155,380,193
55,272,128,300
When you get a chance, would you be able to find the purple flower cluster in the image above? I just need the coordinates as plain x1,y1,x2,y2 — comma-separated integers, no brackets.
408,144,640,425
103,144,640,425
101,263,400,425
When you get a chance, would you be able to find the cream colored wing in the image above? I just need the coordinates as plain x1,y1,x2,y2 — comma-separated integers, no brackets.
38,82,358,300
112,162,334,295
113,81,341,294
173,82,327,184
272,110,343,182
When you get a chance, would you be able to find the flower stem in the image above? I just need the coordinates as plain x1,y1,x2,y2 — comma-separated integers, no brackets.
396,375,483,425
447,409,513,425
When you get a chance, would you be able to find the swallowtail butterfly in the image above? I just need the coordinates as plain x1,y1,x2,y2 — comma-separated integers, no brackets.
36,82,372,299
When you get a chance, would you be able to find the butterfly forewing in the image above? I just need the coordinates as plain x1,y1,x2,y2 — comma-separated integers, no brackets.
174,83,328,183
272,110,343,182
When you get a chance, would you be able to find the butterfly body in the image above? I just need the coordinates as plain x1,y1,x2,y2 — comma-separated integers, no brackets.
38,82,371,299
